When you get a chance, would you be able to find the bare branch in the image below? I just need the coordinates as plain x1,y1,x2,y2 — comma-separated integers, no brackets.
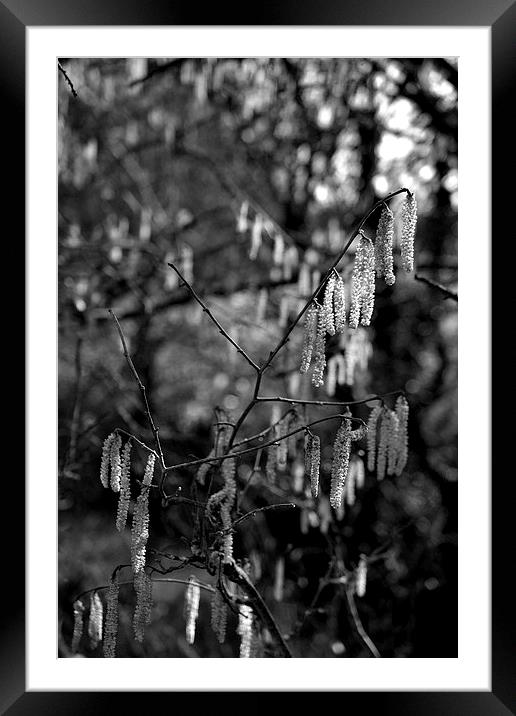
223,558,293,657
414,273,458,302
109,310,167,493
162,411,366,479
255,391,405,409
228,502,297,531
168,262,260,372
346,586,381,658
58,62,78,98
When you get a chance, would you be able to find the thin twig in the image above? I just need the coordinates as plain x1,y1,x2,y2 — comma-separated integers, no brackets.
228,502,297,531
223,558,293,657
346,587,381,658
168,262,260,372
414,273,458,302
109,310,168,499
73,576,215,604
58,62,78,98
162,412,366,477
255,391,404,409
114,427,159,459
240,448,263,500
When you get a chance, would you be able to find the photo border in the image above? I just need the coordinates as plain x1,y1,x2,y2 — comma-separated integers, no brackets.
3,0,510,712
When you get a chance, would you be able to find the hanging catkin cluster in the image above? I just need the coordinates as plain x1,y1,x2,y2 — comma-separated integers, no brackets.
300,302,318,373
355,555,368,597
71,599,85,654
366,397,409,480
103,577,119,658
322,271,347,336
306,300,327,388
131,454,155,575
375,205,396,286
185,576,201,645
400,192,417,272
237,604,254,658
345,456,366,507
115,441,132,531
266,409,297,481
206,456,237,562
220,458,237,561
330,418,352,509
275,412,290,471
236,199,249,234
304,432,321,499
100,432,123,491
210,587,228,644
273,556,285,602
88,591,103,649
349,234,376,329
133,570,153,642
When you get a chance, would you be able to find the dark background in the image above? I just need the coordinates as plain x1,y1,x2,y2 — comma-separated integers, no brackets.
58,57,458,659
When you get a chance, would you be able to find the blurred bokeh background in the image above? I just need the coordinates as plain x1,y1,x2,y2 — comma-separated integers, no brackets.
58,57,457,658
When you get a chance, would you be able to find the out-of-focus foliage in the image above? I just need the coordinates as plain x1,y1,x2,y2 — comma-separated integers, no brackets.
58,57,457,658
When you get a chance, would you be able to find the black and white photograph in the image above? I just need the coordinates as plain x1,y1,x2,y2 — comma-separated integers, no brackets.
0,0,508,707
57,57,459,660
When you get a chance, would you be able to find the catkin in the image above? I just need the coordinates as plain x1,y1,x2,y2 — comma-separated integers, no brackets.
276,416,289,471
351,424,367,442
196,449,214,486
400,193,417,272
346,461,356,506
311,301,326,388
109,433,122,492
71,600,85,654
283,245,299,281
273,233,285,266
273,556,285,602
237,604,254,658
265,443,278,483
221,458,237,562
386,411,400,476
297,262,311,297
349,235,376,328
323,274,336,335
376,409,391,481
366,405,382,472
185,577,201,645
210,588,228,644
333,273,347,332
133,570,153,642
131,468,151,575
304,432,321,499
88,592,103,648
344,328,373,385
256,287,268,324
326,355,338,396
354,456,365,490
356,555,368,597
394,395,409,475
142,453,155,487
249,212,263,260
300,302,318,373
375,205,395,286
330,418,352,509
237,200,249,233
100,433,115,488
116,441,132,531
103,577,119,658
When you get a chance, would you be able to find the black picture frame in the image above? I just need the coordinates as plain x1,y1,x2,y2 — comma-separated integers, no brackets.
3,0,511,712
